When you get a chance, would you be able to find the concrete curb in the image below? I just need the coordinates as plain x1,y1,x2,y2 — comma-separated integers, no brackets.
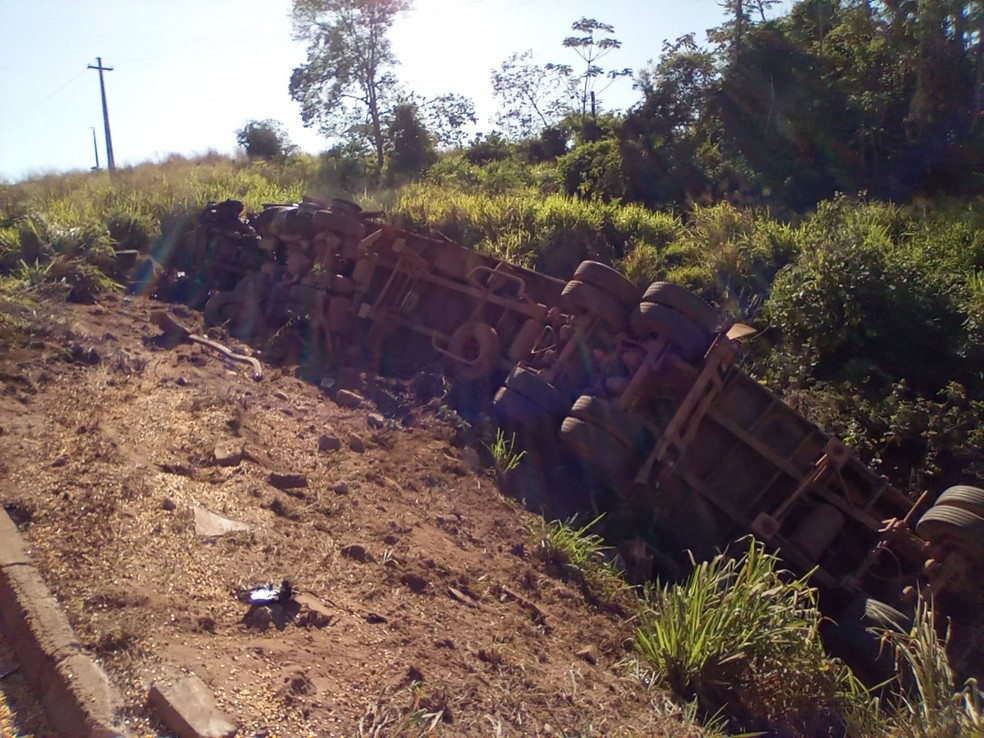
0,509,129,737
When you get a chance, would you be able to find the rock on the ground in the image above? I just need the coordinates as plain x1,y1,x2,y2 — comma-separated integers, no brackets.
348,434,366,453
245,605,274,630
333,390,364,409
366,413,385,429
318,432,342,452
268,472,309,490
193,507,249,538
575,645,599,665
340,543,373,563
400,571,429,594
332,481,350,495
295,594,333,628
149,673,237,738
213,441,243,467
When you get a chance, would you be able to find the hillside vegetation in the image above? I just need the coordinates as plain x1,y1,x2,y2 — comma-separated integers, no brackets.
4,153,983,497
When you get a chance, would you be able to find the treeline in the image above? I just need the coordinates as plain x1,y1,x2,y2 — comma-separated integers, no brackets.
251,1,984,215
615,0,984,211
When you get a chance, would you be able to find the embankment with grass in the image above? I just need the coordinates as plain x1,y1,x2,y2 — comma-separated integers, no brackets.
3,154,984,735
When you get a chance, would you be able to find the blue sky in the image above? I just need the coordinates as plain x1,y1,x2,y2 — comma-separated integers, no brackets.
0,0,790,182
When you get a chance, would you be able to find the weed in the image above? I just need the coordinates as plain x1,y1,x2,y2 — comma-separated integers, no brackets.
529,515,628,606
356,681,445,738
484,428,526,476
534,514,609,570
635,538,861,732
0,276,61,348
876,596,984,738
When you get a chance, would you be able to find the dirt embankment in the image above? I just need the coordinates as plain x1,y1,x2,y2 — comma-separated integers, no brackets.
0,293,699,737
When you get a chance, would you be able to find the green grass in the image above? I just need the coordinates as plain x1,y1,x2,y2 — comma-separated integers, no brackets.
391,182,681,278
527,515,629,607
877,597,984,738
634,539,867,732
484,428,526,476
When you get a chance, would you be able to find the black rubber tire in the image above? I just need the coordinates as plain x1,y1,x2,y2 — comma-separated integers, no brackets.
448,322,501,380
330,197,362,214
233,272,269,297
824,596,910,687
507,319,543,363
629,302,710,359
560,416,639,479
331,275,356,296
561,280,627,333
573,261,640,310
494,386,534,424
505,366,568,418
326,296,353,334
569,395,649,455
916,505,984,556
494,387,554,437
312,209,365,240
643,282,720,335
934,485,984,516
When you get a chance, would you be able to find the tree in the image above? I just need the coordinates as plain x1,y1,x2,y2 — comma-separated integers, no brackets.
289,0,412,180
491,50,570,139
618,35,719,209
554,17,631,124
384,102,436,182
709,0,781,63
414,92,477,148
235,119,297,161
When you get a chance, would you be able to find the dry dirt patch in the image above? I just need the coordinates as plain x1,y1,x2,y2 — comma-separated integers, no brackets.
0,295,699,736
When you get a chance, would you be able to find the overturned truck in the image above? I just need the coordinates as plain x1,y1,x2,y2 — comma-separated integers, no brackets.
146,196,984,679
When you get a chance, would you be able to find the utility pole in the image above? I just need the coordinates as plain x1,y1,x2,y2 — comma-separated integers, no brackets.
87,57,115,170
90,127,100,170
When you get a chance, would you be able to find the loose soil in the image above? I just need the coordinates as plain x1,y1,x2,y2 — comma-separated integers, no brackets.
0,292,697,737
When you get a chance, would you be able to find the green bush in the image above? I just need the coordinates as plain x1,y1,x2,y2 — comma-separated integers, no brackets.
557,138,626,202
658,202,799,316
765,206,970,393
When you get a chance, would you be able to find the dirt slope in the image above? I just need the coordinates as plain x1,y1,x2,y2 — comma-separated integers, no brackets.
0,292,696,737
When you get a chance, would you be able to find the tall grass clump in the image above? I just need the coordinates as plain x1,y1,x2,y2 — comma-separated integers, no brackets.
877,597,983,738
528,515,628,606
635,539,863,733
0,154,319,303
392,183,686,279
650,202,799,318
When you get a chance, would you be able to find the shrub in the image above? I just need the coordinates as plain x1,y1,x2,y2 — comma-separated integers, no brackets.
464,132,511,164
556,138,626,202
527,515,627,605
235,119,297,161
659,202,799,317
765,212,969,393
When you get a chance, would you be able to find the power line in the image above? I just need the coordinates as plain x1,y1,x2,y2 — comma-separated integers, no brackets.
114,30,276,66
0,69,87,131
